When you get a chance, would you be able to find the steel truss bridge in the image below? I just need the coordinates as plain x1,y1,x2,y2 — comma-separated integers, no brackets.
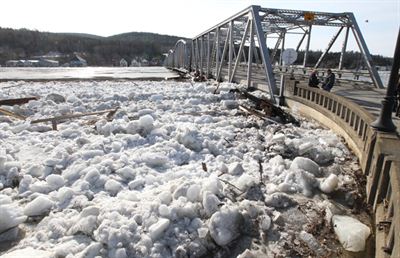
165,5,384,104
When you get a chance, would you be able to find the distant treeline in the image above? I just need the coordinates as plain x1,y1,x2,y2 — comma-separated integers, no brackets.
0,27,393,68
287,50,392,69
0,27,184,66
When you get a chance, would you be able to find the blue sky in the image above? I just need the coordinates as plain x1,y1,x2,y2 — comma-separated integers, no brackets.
1,0,399,56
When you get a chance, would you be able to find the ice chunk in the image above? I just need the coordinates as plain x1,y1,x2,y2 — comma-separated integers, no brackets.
332,215,370,252
18,175,33,194
1,248,52,258
104,179,123,195
268,155,285,167
84,168,101,184
158,204,170,217
264,193,297,208
187,184,201,202
229,162,244,176
116,166,136,180
272,133,285,142
117,190,139,202
76,242,102,258
158,191,172,205
136,114,155,136
61,129,81,138
202,193,221,216
319,174,339,193
236,174,257,191
260,215,271,231
11,123,30,134
115,248,128,258
198,227,208,238
0,205,27,233
80,206,100,218
26,164,45,177
297,170,317,197
129,178,145,190
46,93,65,103
46,174,65,190
222,100,238,109
112,141,123,152
68,215,97,235
24,196,54,216
298,142,313,155
176,128,203,152
290,157,321,176
202,176,222,195
299,231,325,255
149,218,170,240
209,207,242,246
57,187,74,204
141,152,168,167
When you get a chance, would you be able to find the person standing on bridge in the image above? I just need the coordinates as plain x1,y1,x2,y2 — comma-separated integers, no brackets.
308,70,320,88
322,69,335,92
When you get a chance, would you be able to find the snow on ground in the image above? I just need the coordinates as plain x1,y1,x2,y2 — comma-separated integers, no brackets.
0,80,370,257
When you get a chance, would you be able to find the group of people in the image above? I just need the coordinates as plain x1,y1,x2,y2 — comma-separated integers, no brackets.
308,69,335,92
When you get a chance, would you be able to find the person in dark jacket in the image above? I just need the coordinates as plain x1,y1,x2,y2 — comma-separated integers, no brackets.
308,70,320,87
322,69,335,92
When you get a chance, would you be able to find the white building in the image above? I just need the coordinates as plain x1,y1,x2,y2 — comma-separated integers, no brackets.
130,59,140,67
120,58,128,67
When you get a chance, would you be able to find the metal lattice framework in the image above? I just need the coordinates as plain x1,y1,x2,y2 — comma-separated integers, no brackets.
165,5,384,103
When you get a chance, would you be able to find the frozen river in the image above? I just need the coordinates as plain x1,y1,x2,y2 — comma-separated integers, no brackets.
0,67,179,81
0,80,371,257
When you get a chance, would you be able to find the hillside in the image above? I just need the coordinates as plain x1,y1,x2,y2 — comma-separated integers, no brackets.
0,27,186,66
0,27,392,68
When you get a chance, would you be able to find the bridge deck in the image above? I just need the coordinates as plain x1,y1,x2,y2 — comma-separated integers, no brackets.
326,84,400,132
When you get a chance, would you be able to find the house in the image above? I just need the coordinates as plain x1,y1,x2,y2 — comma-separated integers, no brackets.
130,59,140,67
140,59,149,67
5,60,19,67
26,60,40,67
120,58,128,67
39,58,59,67
69,54,87,67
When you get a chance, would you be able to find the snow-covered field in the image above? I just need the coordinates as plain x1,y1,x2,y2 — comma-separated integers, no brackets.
0,80,371,257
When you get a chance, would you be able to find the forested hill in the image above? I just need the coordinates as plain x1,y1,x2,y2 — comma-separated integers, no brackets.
0,27,392,68
0,27,184,66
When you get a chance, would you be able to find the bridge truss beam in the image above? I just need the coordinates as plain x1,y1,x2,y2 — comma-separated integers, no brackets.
165,5,384,95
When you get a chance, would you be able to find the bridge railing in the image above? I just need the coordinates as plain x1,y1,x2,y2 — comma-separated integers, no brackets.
274,66,378,86
284,78,400,258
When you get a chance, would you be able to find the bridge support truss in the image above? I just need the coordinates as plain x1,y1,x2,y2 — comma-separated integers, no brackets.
165,5,384,102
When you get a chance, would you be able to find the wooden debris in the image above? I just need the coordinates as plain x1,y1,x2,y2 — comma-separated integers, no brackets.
213,82,221,94
0,107,26,120
106,107,119,121
31,108,119,130
238,105,279,124
233,88,298,125
202,162,208,172
218,178,245,195
0,97,38,106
